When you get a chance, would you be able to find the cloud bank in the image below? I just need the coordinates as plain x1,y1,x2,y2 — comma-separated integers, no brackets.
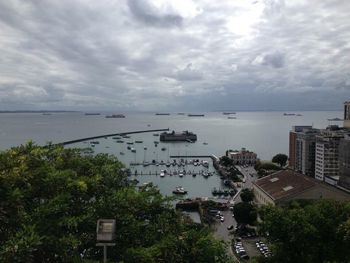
0,0,349,111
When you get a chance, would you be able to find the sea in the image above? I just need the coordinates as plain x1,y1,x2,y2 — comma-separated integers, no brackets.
0,111,343,198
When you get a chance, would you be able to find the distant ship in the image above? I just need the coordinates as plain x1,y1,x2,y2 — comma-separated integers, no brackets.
105,114,125,118
187,114,205,117
283,113,296,116
155,113,170,115
160,130,197,142
85,113,101,115
328,117,343,121
227,116,237,119
223,112,236,115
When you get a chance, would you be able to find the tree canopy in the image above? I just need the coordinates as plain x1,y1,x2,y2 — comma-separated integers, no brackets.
271,154,288,167
259,200,350,263
233,202,257,225
240,189,254,203
220,156,233,167
0,142,232,263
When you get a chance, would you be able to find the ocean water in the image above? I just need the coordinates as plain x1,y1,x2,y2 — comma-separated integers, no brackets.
0,111,342,198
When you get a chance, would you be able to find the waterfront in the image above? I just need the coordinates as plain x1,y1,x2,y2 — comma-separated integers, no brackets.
0,111,343,198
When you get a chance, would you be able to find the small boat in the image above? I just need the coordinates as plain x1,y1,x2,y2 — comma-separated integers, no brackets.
161,147,166,151
120,152,125,155
143,162,150,167
153,133,159,136
160,170,165,177
227,116,236,119
203,142,208,145
135,140,143,143
127,146,131,150
123,135,130,138
116,140,124,143
202,161,209,168
144,146,147,150
179,173,184,177
131,148,136,152
90,141,99,144
166,161,171,167
160,160,164,165
172,186,187,195
126,142,134,145
192,173,196,177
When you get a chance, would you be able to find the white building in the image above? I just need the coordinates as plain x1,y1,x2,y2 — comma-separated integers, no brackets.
227,148,257,165
315,127,344,183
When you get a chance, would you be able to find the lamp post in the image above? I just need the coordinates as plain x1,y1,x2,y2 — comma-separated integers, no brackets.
96,219,116,263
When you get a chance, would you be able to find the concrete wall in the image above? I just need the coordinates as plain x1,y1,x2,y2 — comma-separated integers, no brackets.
253,184,275,206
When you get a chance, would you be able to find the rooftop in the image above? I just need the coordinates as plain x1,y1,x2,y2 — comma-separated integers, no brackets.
254,170,316,201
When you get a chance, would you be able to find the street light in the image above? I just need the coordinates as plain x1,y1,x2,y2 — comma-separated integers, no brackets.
96,219,116,263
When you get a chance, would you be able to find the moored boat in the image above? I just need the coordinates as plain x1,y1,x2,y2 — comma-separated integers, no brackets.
172,186,187,195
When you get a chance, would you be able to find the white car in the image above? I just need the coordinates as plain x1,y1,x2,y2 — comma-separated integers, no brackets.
220,216,224,222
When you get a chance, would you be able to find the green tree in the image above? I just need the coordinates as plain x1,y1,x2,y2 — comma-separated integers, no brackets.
271,154,288,167
259,200,350,263
240,189,254,203
0,142,231,263
220,156,233,167
233,202,257,225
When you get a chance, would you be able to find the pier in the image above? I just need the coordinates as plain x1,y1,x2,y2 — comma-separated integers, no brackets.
57,128,169,146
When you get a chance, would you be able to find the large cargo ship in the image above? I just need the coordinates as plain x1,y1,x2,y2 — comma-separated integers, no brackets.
105,114,125,118
160,130,197,142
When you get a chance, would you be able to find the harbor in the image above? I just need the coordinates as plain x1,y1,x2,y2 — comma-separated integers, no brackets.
67,129,239,199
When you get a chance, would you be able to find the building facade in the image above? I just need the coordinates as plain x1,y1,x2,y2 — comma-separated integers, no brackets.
289,126,318,176
344,101,350,128
227,148,257,165
338,134,350,189
315,126,344,182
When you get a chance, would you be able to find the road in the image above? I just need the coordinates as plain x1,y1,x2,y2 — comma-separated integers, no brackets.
213,165,257,260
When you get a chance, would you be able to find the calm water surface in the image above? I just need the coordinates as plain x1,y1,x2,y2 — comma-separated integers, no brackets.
0,111,342,198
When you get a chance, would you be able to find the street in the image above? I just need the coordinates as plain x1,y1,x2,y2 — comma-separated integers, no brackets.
213,165,257,260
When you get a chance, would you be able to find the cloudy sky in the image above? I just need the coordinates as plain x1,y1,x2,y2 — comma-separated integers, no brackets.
0,0,349,111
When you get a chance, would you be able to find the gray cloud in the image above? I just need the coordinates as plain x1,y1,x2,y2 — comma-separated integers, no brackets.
127,0,183,27
0,0,349,111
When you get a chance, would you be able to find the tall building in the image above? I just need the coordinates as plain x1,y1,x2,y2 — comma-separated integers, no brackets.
289,126,318,176
338,134,350,189
315,126,345,184
344,101,350,128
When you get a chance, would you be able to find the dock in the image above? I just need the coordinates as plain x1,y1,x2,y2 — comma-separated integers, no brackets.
56,128,169,146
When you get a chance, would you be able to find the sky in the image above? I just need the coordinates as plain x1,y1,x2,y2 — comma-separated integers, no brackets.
0,0,349,111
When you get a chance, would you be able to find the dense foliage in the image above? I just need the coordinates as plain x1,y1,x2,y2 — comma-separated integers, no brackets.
254,160,281,178
259,200,350,263
271,154,288,167
220,156,233,167
240,189,254,203
0,142,231,263
233,202,257,225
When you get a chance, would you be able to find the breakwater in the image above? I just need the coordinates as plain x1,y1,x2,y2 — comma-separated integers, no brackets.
57,128,169,145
